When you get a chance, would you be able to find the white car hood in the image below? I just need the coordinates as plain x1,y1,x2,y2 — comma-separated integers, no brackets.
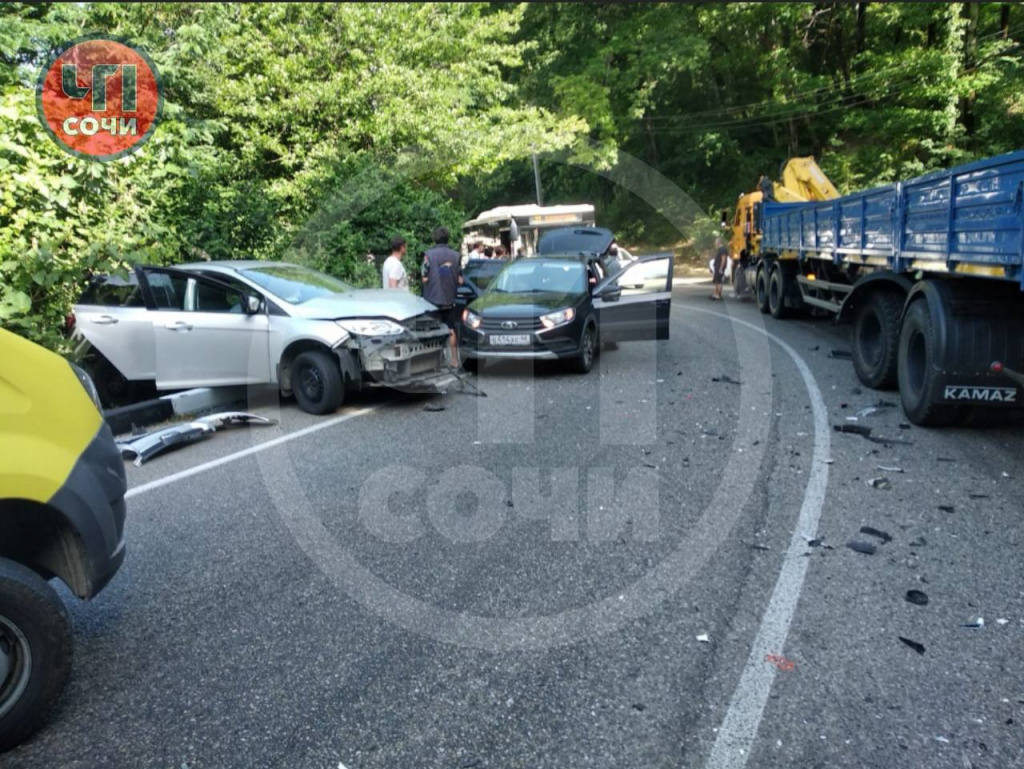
287,290,438,321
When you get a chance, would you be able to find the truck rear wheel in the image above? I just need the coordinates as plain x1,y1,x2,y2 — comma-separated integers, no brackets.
852,291,902,390
755,265,770,314
0,559,72,753
897,299,961,426
768,265,792,319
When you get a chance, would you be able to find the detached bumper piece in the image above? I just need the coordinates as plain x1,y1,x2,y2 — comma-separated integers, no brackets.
116,412,276,466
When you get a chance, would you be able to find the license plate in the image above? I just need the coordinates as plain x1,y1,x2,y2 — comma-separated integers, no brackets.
489,333,531,346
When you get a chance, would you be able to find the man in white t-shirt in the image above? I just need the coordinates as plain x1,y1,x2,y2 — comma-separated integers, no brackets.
382,236,409,290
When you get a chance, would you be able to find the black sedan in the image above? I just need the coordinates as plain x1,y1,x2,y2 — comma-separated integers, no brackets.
459,252,673,373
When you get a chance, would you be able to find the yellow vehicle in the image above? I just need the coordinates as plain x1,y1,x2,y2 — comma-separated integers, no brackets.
725,156,839,309
0,328,127,751
727,156,839,264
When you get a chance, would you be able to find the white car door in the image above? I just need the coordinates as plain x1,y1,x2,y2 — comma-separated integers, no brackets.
74,272,155,380
141,268,271,389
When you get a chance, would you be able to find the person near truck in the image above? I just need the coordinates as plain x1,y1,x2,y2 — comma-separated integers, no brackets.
710,236,728,300
382,236,409,290
421,226,464,368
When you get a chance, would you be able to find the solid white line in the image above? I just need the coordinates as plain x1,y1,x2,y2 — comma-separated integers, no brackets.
681,307,831,769
125,406,379,499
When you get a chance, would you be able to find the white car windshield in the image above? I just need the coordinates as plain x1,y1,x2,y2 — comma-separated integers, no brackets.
489,260,585,294
240,265,354,304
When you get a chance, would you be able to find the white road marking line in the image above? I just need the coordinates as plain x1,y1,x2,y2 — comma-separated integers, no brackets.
681,306,831,769
125,406,379,499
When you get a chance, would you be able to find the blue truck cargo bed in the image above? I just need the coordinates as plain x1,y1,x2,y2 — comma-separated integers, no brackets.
760,150,1024,287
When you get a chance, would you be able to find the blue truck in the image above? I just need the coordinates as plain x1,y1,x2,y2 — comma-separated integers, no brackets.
745,150,1024,426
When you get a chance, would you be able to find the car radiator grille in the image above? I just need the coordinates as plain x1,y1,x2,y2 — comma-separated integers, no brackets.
479,317,543,332
405,314,444,333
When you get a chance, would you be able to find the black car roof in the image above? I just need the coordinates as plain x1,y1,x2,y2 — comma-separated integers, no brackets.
537,226,614,256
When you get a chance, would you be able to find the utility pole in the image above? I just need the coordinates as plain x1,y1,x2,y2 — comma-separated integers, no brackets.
531,147,543,206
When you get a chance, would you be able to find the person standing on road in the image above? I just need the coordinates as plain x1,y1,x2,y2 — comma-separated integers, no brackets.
711,237,728,301
421,226,464,368
382,236,410,291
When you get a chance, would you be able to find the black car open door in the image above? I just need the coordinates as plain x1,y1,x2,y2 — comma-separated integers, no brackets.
592,253,673,342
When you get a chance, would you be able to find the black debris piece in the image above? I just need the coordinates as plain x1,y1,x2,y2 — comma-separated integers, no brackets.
937,457,957,463
860,526,893,543
899,423,912,430
711,374,742,385
867,478,892,490
835,424,872,437
810,345,820,351
909,537,927,548
846,541,877,555
750,544,771,551
968,493,990,499
829,349,853,360
906,590,929,606
898,637,926,655
807,538,823,548
938,505,955,513
632,703,647,712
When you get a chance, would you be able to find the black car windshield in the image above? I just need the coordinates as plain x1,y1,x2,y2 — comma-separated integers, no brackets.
239,265,354,304
489,260,585,295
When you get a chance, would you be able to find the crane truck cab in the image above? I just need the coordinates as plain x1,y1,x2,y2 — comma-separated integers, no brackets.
0,328,128,751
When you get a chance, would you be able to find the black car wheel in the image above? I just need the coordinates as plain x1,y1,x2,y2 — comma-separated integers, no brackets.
0,559,72,753
571,324,596,374
291,350,344,415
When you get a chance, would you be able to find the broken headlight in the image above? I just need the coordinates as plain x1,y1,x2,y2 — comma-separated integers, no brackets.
336,319,405,337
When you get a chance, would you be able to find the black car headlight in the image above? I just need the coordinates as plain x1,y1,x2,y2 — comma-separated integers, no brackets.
69,361,103,411
539,308,575,329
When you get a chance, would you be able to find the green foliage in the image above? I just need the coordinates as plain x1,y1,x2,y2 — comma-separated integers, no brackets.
468,2,1024,251
2,2,1022,350
0,2,585,349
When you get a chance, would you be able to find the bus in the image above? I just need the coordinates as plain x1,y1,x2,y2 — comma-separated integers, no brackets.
461,203,596,261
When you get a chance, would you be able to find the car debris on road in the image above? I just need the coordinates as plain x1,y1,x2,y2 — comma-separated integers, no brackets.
116,412,276,466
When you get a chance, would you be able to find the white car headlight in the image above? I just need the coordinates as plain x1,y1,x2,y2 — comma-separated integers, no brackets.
462,309,483,330
336,319,405,336
539,307,575,329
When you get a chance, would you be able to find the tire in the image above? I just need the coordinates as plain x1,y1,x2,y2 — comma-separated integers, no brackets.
755,265,770,314
571,324,597,374
0,559,72,753
291,350,344,415
851,290,903,390
897,299,961,426
88,355,135,408
768,264,792,319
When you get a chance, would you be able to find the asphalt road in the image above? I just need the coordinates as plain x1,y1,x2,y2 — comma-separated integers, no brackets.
7,283,1023,769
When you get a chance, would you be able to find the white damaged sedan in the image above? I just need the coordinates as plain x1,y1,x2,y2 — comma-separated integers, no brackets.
72,261,456,414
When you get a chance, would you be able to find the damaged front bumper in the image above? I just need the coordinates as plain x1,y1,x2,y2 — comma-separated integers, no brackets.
339,315,459,394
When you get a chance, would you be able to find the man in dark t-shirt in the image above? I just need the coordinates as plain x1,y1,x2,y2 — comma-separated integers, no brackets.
421,226,464,368
711,237,728,301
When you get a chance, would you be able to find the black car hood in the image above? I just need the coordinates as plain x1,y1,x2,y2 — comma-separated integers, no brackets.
537,226,614,256
470,290,583,317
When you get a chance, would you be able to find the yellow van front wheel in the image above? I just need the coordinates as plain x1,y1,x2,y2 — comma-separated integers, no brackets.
0,560,72,753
